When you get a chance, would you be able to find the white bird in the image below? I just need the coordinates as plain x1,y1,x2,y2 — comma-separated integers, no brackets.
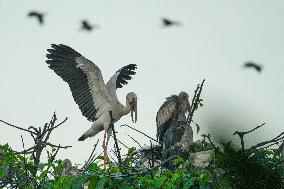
156,91,190,142
45,44,138,159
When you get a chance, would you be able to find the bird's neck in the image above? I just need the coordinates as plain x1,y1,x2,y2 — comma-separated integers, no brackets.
123,100,131,115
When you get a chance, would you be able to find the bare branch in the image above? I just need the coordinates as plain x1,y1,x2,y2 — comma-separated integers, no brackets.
120,124,159,143
47,117,68,132
187,79,205,124
111,123,122,165
201,134,218,150
233,123,266,150
20,135,29,179
109,150,119,165
125,133,142,148
250,131,284,150
113,136,129,149
81,139,99,171
11,146,35,154
46,145,61,173
47,143,72,149
0,120,36,134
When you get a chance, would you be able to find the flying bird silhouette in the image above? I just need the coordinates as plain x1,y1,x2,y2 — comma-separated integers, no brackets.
45,44,138,161
161,18,181,27
243,62,262,73
28,11,45,25
80,20,98,31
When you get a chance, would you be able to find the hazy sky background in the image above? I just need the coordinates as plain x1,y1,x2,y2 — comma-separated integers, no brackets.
0,0,283,164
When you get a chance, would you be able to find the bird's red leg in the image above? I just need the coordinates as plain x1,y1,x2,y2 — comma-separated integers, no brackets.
105,133,110,161
102,130,108,169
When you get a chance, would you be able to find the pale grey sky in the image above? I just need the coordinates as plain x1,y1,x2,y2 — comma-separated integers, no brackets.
0,0,283,164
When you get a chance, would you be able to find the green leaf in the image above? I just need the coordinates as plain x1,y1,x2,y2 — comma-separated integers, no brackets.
40,170,49,178
0,167,6,179
127,147,136,154
88,177,99,189
183,177,195,189
96,156,105,160
118,184,132,189
71,176,85,189
95,177,106,189
172,157,184,166
89,163,99,171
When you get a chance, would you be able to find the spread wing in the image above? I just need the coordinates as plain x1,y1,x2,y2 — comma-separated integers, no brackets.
46,44,111,122
156,95,178,142
106,64,137,100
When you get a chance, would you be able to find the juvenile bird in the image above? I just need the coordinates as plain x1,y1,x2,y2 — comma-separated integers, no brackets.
60,159,80,176
156,91,190,142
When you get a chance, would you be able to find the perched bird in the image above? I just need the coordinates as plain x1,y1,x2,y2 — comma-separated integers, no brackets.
161,18,181,27
27,11,45,25
156,92,190,142
60,159,80,176
243,61,262,73
45,44,138,159
80,20,98,31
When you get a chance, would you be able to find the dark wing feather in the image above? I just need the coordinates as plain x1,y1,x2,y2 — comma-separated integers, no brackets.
116,64,137,89
106,64,137,100
46,44,99,121
28,11,44,25
38,15,44,24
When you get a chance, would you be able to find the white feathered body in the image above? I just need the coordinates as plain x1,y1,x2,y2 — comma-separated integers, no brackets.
46,44,137,141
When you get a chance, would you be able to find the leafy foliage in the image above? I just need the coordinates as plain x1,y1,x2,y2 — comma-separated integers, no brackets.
1,137,282,189
0,144,225,189
214,142,283,189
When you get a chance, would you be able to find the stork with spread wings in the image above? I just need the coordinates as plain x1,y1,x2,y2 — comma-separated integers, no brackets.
45,44,138,158
156,92,190,142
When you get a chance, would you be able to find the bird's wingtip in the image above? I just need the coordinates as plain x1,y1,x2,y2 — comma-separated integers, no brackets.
50,43,57,47
78,134,87,141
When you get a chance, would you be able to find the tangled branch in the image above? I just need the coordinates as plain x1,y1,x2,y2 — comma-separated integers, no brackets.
186,79,205,125
0,112,71,177
233,123,266,150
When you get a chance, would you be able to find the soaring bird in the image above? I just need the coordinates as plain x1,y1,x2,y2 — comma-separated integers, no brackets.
161,18,181,27
45,44,138,158
80,20,98,31
156,92,190,142
27,11,45,25
243,61,262,73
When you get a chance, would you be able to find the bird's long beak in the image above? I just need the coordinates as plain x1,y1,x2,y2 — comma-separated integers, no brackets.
131,101,137,123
